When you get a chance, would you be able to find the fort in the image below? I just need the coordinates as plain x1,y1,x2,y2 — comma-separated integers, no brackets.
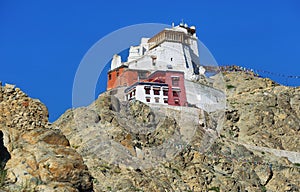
107,23,225,111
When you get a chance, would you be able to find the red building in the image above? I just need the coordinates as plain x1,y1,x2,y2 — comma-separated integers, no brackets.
123,70,187,106
146,71,187,106
107,66,150,90
107,64,187,106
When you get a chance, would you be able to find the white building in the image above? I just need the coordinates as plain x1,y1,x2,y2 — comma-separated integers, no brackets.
108,23,225,112
110,23,202,80
125,82,169,105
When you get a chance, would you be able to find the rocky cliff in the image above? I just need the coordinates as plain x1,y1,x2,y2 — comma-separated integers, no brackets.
0,82,93,191
54,71,299,192
223,72,300,152
0,69,299,192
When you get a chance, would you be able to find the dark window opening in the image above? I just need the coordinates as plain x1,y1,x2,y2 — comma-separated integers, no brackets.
108,74,112,80
155,97,159,103
163,90,168,96
184,54,189,68
152,57,157,66
192,61,199,75
146,97,151,102
167,64,173,69
116,72,119,77
153,90,160,95
173,91,180,97
144,87,150,94
170,58,173,61
163,98,168,104
129,90,135,99
174,100,180,105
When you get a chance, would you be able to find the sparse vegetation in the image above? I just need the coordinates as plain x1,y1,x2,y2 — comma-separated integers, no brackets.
72,144,80,149
226,84,236,89
261,185,267,192
113,167,121,174
92,178,99,184
294,163,300,167
208,186,220,192
99,163,112,173
130,186,143,191
0,168,7,187
172,168,181,176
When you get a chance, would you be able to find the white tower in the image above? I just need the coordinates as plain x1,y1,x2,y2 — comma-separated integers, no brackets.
111,54,122,70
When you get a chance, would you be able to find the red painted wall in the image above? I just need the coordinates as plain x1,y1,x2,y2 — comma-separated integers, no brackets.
147,71,187,106
108,68,187,107
107,68,150,90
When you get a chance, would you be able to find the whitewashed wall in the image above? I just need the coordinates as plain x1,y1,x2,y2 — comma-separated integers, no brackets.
129,85,168,105
185,80,225,112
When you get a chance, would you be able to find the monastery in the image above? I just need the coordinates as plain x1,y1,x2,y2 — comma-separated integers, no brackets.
107,23,223,110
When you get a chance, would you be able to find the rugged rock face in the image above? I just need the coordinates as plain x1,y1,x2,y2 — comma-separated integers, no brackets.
54,71,300,191
223,72,300,152
0,82,93,191
1,69,299,192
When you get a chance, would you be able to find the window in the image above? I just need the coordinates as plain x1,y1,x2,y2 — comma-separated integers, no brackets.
151,56,157,66
163,90,168,96
174,99,180,105
155,97,159,103
138,72,147,79
163,98,168,104
170,58,173,61
116,72,119,77
153,90,160,95
146,97,151,102
144,87,150,94
153,87,160,95
173,91,180,97
108,74,112,80
172,77,180,86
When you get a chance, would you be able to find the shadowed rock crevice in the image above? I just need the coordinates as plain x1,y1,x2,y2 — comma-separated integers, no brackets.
0,131,10,169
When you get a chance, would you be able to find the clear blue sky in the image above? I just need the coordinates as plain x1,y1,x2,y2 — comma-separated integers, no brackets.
1,1,299,122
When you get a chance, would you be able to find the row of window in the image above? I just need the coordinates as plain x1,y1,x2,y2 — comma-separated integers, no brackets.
127,90,180,102
152,58,176,67
145,97,180,105
126,90,180,105
108,71,119,80
145,97,168,104
144,87,169,96
109,71,149,81
144,87,180,97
